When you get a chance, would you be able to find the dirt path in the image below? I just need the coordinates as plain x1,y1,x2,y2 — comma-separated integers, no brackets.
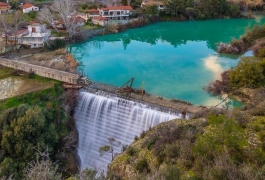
0,76,54,100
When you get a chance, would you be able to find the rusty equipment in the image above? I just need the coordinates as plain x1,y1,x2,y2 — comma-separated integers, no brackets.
117,78,145,94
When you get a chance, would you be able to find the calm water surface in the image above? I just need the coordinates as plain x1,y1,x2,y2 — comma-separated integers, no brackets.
70,15,265,106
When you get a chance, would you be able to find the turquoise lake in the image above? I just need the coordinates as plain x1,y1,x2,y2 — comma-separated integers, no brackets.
69,15,265,106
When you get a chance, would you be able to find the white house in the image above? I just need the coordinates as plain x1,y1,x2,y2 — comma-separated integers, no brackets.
3,22,50,48
98,6,132,20
22,23,51,48
0,2,11,14
141,0,164,10
22,3,39,13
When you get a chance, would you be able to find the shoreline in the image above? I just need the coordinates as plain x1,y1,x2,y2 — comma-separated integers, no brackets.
73,11,258,44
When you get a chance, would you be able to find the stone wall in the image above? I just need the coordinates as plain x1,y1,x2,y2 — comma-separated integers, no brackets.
0,58,80,84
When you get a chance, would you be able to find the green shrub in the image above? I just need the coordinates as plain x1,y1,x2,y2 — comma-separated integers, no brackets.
135,159,150,173
140,130,146,138
0,158,19,179
46,39,66,51
243,25,265,46
160,164,182,180
134,135,139,141
27,11,37,19
81,4,88,10
193,116,248,162
262,141,265,151
126,146,137,156
9,0,19,9
257,48,265,57
163,144,180,159
146,136,157,149
229,57,265,88
125,158,131,164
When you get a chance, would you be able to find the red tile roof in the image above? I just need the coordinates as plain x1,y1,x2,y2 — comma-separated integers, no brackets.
56,16,86,25
0,2,9,6
10,29,28,37
0,2,11,9
100,6,133,11
107,6,133,10
74,16,86,23
22,3,34,9
28,20,40,24
142,0,164,6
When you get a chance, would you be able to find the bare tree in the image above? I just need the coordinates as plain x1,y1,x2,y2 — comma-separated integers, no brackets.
24,148,62,180
52,0,79,42
0,15,12,48
12,11,24,53
38,7,59,33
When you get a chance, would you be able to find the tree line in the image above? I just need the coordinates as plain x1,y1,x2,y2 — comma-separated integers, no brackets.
123,0,242,19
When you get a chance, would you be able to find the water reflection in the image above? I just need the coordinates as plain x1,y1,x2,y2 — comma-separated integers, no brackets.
68,40,104,59
69,17,265,105
71,18,264,57
204,55,223,80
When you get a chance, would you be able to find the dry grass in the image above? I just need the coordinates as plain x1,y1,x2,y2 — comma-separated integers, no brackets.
0,76,53,100
25,49,79,73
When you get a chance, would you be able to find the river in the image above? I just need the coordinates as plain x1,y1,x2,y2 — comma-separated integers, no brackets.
69,14,265,106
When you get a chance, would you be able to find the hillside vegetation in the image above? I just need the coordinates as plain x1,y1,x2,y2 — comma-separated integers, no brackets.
218,24,265,55
108,107,265,179
0,67,80,179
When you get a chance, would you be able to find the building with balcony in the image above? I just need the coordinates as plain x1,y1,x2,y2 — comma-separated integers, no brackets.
99,6,132,20
22,23,50,48
3,22,50,48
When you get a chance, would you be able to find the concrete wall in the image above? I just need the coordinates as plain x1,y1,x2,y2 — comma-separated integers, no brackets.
92,19,108,26
0,58,80,84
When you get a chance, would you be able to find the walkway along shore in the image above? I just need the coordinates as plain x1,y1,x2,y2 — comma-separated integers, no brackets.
0,57,222,116
0,57,80,84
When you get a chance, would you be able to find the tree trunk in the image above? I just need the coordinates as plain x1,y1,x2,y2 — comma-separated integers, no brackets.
5,32,7,49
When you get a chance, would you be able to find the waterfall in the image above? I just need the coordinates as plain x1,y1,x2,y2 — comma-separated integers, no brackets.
75,91,182,172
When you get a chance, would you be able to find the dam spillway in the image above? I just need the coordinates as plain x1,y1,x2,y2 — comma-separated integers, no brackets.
75,91,182,172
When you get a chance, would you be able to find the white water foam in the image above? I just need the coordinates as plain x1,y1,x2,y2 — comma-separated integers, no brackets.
75,91,182,172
